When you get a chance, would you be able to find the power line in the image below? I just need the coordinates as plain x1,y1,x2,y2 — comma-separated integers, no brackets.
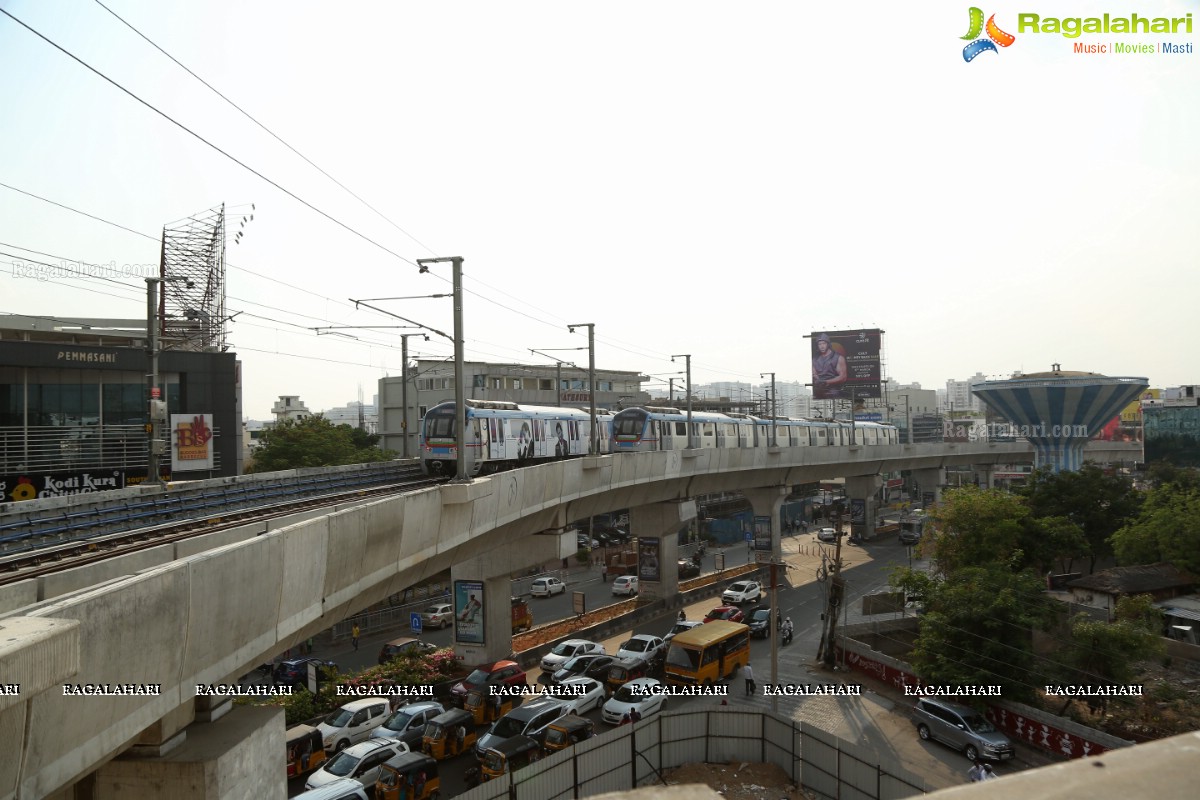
0,6,419,268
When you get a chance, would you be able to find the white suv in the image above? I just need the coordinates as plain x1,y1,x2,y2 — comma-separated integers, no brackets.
722,581,761,605
317,698,391,753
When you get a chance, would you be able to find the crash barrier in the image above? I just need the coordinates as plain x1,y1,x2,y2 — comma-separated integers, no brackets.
452,706,927,800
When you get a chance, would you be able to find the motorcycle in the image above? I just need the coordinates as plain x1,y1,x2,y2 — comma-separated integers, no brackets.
781,626,793,646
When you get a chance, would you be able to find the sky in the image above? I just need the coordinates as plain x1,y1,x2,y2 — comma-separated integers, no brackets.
1,0,1196,419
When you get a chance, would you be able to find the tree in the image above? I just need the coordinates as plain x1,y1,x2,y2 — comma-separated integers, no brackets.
925,486,1034,574
892,565,1056,702
1110,483,1200,575
250,415,394,472
1020,465,1142,572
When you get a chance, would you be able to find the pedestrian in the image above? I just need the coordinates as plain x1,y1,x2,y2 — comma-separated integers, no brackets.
306,637,314,655
629,707,642,724
454,724,466,756
981,764,997,780
491,692,502,722
744,663,755,696
351,623,360,651
678,609,686,622
967,760,986,782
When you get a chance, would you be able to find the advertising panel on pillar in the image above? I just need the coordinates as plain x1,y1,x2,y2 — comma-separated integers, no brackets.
639,537,661,582
809,329,883,401
454,580,485,645
849,499,867,540
753,516,773,562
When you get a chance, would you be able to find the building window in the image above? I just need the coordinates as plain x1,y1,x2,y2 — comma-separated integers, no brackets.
512,378,523,391
540,379,553,391
491,378,502,390
418,405,428,417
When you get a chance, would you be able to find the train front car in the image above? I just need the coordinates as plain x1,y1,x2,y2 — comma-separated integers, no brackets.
611,407,655,452
420,400,464,477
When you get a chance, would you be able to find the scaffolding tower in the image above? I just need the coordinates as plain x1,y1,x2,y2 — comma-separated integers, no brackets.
159,204,227,352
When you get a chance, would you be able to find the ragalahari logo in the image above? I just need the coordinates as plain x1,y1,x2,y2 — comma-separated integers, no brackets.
962,7,1016,61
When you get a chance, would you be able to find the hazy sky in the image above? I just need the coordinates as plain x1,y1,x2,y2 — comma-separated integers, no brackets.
2,1,1196,419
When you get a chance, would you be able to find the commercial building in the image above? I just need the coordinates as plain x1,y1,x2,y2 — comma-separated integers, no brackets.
0,314,241,502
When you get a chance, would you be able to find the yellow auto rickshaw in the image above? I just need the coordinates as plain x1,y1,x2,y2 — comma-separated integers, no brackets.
541,713,595,755
421,707,477,761
463,688,520,726
375,751,439,800
285,724,326,778
480,735,542,782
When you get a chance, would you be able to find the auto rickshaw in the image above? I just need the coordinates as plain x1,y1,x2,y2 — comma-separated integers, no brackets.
285,724,326,778
541,714,595,755
605,655,655,695
375,751,439,800
463,688,520,726
421,707,477,761
479,735,542,782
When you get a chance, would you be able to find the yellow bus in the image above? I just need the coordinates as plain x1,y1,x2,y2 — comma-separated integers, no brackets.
663,620,750,687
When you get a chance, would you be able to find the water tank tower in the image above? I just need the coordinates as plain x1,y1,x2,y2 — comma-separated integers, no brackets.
971,365,1147,473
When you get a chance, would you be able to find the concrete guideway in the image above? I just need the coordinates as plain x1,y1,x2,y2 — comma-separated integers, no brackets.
1,440,1129,799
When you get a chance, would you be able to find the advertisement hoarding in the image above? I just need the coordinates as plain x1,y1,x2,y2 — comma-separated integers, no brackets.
753,515,773,552
170,413,215,471
454,580,485,645
811,330,882,401
638,537,661,582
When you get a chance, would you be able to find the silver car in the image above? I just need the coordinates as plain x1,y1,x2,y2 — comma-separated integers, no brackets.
911,697,1014,762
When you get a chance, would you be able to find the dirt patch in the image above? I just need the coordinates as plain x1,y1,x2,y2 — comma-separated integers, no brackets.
661,762,813,800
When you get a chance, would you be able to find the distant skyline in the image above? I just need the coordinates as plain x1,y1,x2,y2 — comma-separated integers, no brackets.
3,1,1194,418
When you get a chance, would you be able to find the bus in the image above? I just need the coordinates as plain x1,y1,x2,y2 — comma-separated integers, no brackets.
663,620,750,687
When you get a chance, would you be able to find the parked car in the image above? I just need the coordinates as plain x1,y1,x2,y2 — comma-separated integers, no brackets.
556,676,607,715
293,778,370,800
550,654,617,685
419,603,454,629
703,606,746,624
602,677,667,725
304,738,406,791
318,698,392,753
540,639,605,673
817,527,839,543
450,660,527,705
898,527,922,545
611,575,639,596
475,697,571,759
911,697,1015,762
273,657,337,688
615,634,664,662
664,620,703,642
722,581,761,605
531,576,566,597
369,701,444,747
677,559,701,579
377,637,437,665
747,606,773,638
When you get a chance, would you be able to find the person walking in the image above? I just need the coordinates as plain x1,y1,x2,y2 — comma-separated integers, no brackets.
351,623,360,651
744,663,755,697
967,760,986,782
981,764,998,780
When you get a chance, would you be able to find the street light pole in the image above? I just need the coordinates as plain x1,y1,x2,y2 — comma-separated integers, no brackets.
568,323,597,454
417,257,467,481
760,372,776,447
145,275,189,486
669,378,675,405
671,354,693,448
400,333,429,459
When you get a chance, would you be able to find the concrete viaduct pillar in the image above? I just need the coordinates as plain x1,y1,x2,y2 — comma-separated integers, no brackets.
742,487,787,561
911,468,945,507
628,499,696,603
844,475,882,541
450,530,575,663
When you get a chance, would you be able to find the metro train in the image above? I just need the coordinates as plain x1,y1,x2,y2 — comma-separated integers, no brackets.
420,400,900,477
420,399,612,477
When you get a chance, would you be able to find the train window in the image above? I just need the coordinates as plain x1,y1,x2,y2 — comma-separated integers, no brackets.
676,422,686,436
428,417,454,438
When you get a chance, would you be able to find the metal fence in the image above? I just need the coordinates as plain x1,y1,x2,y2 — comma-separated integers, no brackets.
452,706,927,800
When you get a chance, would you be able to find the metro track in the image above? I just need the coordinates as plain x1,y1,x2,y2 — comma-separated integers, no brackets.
0,468,445,587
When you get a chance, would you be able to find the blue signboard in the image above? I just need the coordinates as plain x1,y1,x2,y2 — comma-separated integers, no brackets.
410,612,422,634
854,413,883,422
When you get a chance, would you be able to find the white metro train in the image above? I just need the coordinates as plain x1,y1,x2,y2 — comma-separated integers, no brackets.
420,399,612,477
420,401,899,477
610,406,900,451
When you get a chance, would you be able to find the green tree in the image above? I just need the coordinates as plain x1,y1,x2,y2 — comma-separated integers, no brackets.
1020,465,1142,573
892,565,1057,702
250,415,394,472
1110,483,1200,575
926,486,1033,574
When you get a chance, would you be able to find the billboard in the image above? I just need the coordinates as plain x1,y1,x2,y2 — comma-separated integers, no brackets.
638,537,661,582
811,330,882,400
171,413,215,471
1,469,124,502
454,580,485,645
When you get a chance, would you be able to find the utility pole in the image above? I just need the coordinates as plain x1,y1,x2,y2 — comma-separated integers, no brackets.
669,378,675,405
567,323,598,454
145,274,189,486
671,354,693,448
760,372,776,446
820,506,846,669
417,257,467,481
400,333,429,459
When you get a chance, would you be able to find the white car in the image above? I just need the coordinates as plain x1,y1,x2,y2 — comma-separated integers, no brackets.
664,620,703,642
531,576,566,597
304,737,406,791
615,634,664,662
722,581,761,605
540,639,605,673
817,527,839,543
602,677,667,725
419,603,454,629
557,676,607,714
611,575,639,596
317,698,391,753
